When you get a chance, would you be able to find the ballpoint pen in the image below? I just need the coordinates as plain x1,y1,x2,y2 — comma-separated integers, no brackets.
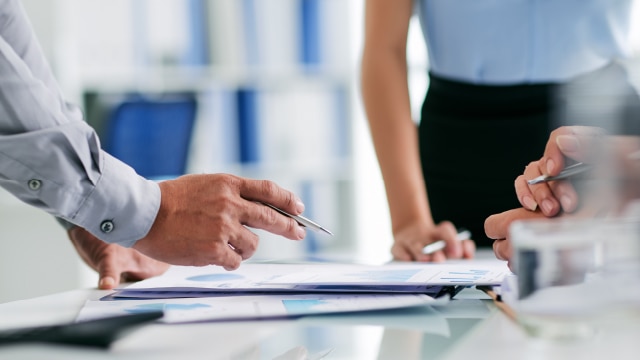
262,203,333,236
422,229,471,255
527,162,591,185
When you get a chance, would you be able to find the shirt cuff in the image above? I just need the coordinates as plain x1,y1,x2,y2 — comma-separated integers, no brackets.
70,151,161,247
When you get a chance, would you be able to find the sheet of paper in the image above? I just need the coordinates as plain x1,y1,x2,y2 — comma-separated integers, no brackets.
260,261,509,286
118,260,509,298
77,294,443,324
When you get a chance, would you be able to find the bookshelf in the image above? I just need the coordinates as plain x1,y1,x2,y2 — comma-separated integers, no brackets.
53,0,359,260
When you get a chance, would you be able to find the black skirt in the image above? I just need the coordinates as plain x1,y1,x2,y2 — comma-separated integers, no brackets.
419,74,554,248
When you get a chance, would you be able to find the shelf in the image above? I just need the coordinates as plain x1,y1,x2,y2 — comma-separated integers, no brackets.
79,64,355,93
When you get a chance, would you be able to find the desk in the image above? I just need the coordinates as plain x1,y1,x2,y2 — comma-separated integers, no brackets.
1,287,639,359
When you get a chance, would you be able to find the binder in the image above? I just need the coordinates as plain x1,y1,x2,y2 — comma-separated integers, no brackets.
104,94,198,178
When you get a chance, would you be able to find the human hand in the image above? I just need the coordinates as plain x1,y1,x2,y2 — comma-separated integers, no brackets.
68,226,169,290
391,221,475,262
484,208,548,265
133,174,306,270
486,192,609,264
515,126,606,217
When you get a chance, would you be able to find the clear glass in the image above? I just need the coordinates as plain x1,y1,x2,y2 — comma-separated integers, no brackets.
510,217,640,340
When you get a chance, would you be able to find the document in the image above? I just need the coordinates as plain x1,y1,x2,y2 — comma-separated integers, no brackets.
78,294,444,324
113,260,509,299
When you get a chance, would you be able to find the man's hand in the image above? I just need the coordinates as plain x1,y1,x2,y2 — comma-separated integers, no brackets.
134,174,307,270
391,220,476,262
68,227,169,290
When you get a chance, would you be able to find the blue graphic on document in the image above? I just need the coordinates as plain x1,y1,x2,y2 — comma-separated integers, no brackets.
282,299,332,314
346,269,421,282
186,273,244,282
125,303,211,314
438,269,489,283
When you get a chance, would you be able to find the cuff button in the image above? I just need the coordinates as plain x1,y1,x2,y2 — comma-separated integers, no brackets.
100,220,114,234
28,179,42,191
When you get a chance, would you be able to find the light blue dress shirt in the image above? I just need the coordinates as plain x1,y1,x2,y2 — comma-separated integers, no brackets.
416,0,634,84
0,0,160,247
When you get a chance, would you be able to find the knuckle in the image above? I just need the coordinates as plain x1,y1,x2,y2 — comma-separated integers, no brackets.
261,206,280,226
259,180,278,195
287,218,299,234
245,234,259,254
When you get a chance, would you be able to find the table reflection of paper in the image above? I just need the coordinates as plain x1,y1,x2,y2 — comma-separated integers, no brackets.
77,294,442,324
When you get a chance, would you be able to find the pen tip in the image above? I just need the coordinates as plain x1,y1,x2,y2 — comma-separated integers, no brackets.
322,228,334,236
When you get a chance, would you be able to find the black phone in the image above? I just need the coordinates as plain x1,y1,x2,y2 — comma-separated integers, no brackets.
0,311,163,349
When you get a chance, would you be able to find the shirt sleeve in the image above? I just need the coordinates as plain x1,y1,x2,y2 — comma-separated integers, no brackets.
0,0,160,247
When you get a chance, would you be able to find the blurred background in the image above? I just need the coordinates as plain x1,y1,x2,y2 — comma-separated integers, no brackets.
0,0,433,303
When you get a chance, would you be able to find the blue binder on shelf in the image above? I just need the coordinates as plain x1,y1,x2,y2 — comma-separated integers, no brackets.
236,88,260,164
104,95,198,179
300,0,321,66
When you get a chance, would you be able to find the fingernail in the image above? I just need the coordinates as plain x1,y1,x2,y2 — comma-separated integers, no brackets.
546,158,555,175
542,199,555,215
297,226,306,239
556,135,579,153
560,195,573,211
295,199,305,213
523,196,538,211
99,277,115,289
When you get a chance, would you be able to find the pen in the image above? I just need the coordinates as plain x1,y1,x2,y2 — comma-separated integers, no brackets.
527,162,591,185
421,229,472,255
261,203,333,236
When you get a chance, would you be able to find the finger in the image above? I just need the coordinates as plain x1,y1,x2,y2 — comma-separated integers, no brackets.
515,175,538,211
436,221,462,259
485,210,521,240
543,127,574,176
550,180,580,213
555,126,605,163
208,241,243,270
544,126,605,175
240,179,305,215
96,255,122,290
414,241,437,262
391,243,413,262
461,239,476,259
242,202,306,240
523,162,561,216
226,226,259,260
485,208,546,241
493,239,512,262
430,251,447,263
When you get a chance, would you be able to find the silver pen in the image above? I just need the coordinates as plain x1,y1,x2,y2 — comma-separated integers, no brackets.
527,162,591,185
262,203,333,236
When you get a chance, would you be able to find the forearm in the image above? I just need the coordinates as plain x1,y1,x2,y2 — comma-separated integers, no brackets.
361,49,433,232
0,126,160,247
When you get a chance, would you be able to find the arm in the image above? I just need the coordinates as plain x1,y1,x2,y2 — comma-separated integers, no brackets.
361,0,473,261
0,0,160,245
0,0,306,271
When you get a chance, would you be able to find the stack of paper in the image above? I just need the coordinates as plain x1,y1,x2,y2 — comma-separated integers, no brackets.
78,260,510,324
